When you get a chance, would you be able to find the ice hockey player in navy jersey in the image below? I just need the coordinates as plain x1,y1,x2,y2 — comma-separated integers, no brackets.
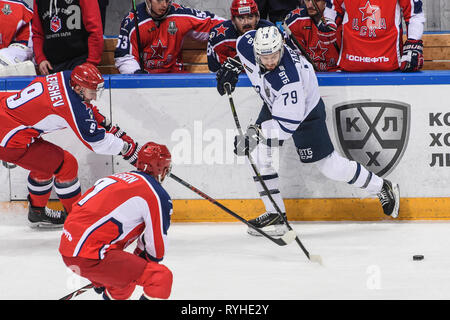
115,0,224,74
216,26,400,236
207,0,273,73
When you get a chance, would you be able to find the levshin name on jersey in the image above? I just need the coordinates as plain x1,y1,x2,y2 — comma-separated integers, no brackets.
46,74,64,107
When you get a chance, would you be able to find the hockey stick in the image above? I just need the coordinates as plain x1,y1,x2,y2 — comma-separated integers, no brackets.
131,0,145,71
224,85,322,264
169,172,296,246
60,283,94,300
282,21,319,72
310,0,341,53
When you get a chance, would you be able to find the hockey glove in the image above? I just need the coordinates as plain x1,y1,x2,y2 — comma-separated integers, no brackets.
109,126,141,166
121,135,141,166
400,39,424,72
234,124,265,156
315,18,338,45
216,57,243,96
134,69,149,74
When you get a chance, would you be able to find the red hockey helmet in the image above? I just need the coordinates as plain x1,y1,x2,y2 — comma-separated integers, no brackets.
70,63,104,91
137,142,172,182
230,0,259,17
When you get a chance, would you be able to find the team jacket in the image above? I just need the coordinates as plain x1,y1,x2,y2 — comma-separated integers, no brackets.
32,0,103,65
325,0,425,71
115,2,224,74
0,0,33,49
207,19,274,73
0,71,123,155
236,30,321,141
59,171,172,261
285,7,341,72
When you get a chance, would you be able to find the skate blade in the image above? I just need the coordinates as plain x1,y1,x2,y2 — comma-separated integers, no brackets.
247,224,289,237
29,221,64,230
390,183,400,219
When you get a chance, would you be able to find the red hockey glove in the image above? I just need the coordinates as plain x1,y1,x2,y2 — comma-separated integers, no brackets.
108,126,141,166
315,19,338,45
400,39,424,72
121,135,141,166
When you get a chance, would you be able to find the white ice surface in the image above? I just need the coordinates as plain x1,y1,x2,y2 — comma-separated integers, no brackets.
1,208,450,300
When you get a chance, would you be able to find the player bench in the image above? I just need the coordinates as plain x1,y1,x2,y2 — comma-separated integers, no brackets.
420,33,450,70
99,33,450,74
98,37,210,74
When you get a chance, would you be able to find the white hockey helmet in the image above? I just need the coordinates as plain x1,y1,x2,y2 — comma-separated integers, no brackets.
253,26,284,69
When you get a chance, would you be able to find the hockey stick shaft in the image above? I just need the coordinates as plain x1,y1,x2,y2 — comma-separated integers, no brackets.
310,0,341,53
169,173,295,246
131,0,145,71
282,21,319,72
224,86,314,261
60,283,94,300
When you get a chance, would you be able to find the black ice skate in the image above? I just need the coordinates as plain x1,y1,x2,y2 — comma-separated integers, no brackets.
28,198,67,229
247,212,288,236
377,180,400,218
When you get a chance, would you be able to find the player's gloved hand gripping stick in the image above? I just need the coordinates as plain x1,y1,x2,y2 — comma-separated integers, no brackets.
224,82,322,264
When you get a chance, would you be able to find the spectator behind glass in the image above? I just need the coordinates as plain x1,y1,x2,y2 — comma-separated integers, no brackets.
255,0,300,24
0,0,35,76
325,0,425,72
115,0,224,74
284,0,341,71
32,0,104,75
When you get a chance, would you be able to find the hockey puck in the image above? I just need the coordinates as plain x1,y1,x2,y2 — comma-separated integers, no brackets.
413,255,424,261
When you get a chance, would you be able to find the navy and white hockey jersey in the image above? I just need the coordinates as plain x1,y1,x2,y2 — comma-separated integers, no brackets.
236,30,321,140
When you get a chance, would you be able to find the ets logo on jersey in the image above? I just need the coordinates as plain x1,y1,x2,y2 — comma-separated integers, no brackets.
50,16,62,33
333,100,410,177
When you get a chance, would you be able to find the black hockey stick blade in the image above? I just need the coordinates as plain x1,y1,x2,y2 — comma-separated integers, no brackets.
168,173,296,246
60,283,94,300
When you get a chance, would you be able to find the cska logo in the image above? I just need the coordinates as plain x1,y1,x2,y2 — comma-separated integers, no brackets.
352,0,386,38
333,100,410,177
50,16,62,33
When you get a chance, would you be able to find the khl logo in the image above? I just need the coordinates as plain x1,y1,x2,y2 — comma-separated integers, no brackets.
333,100,410,177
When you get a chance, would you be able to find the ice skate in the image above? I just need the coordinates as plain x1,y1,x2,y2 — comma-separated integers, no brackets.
28,198,67,229
377,180,400,218
247,212,288,236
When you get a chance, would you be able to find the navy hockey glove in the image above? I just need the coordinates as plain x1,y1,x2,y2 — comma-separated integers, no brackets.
134,69,149,74
400,39,424,72
234,124,264,156
216,57,243,96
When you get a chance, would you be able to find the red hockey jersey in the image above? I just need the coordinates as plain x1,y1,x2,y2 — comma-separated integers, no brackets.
0,71,123,155
59,171,172,261
285,7,341,72
0,0,33,49
115,2,224,74
325,0,425,71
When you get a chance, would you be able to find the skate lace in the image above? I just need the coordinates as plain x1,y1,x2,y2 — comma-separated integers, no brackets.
256,212,271,222
378,189,389,207
45,208,62,219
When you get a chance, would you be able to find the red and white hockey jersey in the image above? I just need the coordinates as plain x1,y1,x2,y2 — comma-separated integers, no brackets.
325,0,425,71
0,71,123,155
0,0,33,64
59,171,173,261
115,2,224,73
0,0,33,49
285,7,341,72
